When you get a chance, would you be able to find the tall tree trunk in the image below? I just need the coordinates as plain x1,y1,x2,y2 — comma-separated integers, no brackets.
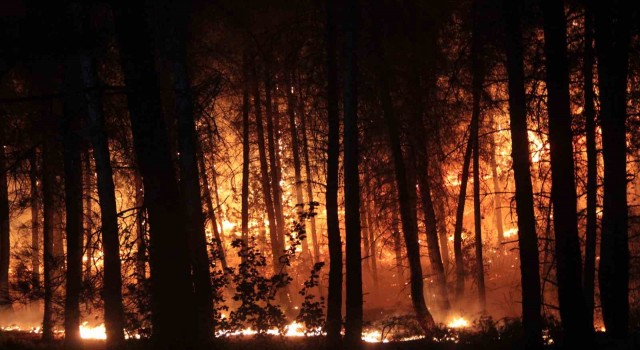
392,213,404,288
488,125,504,245
111,1,196,346
0,126,10,311
134,172,146,283
63,57,85,348
30,150,40,293
373,17,435,333
241,51,251,251
325,0,343,342
364,203,379,288
470,0,486,312
83,149,92,284
80,52,125,347
264,67,286,255
157,1,215,340
199,145,228,271
541,0,594,345
502,1,543,347
582,3,597,330
251,62,280,274
42,124,56,342
453,126,473,301
285,72,309,258
298,99,320,263
594,0,630,339
343,0,363,345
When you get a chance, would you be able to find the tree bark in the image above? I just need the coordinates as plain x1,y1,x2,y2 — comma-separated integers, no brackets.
111,1,196,345
80,51,126,347
594,0,631,339
325,0,343,342
453,125,473,301
501,1,543,347
30,150,40,293
541,0,594,345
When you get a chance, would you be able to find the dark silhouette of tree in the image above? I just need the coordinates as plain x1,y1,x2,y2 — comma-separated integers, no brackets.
541,0,594,345
594,0,631,339
325,0,343,344
110,1,197,346
0,123,10,312
343,0,363,347
502,0,542,347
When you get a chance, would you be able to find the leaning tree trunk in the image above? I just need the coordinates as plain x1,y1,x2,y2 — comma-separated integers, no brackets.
582,3,597,330
502,0,543,347
343,0,363,346
453,124,473,301
594,0,631,339
62,56,85,348
372,14,435,333
0,126,10,312
325,0,343,342
470,0,487,312
111,1,196,346
80,52,126,347
541,0,594,345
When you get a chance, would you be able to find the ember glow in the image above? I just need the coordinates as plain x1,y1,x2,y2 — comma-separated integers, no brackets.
447,317,470,329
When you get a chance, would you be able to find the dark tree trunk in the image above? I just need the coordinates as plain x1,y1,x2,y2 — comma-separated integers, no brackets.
373,19,435,333
298,98,320,264
111,1,196,346
83,149,92,284
325,0,343,343
80,52,126,347
134,172,146,283
251,62,280,274
62,57,85,348
541,0,594,345
453,123,473,301
285,72,309,258
594,0,631,339
42,124,56,342
241,51,251,250
488,124,504,245
470,0,486,312
156,1,215,340
582,3,597,330
30,150,40,292
0,126,10,311
198,144,228,271
264,67,286,255
502,0,543,347
343,0,363,346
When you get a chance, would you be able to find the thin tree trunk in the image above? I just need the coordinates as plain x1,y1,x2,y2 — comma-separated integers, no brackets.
63,57,84,348
199,145,228,271
343,0,363,345
134,172,146,283
80,52,125,346
111,1,196,345
582,3,597,330
0,127,10,311
392,214,404,288
251,62,280,274
325,0,343,342
365,203,379,288
30,150,40,293
42,125,56,342
470,0,486,311
298,99,320,263
488,126,504,245
502,1,543,347
454,128,473,301
594,0,631,339
83,149,92,284
541,0,594,345
241,51,251,251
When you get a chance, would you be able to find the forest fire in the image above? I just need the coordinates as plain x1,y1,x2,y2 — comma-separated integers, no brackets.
0,0,639,349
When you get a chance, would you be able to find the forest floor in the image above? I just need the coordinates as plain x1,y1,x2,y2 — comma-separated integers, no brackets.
1,331,639,350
